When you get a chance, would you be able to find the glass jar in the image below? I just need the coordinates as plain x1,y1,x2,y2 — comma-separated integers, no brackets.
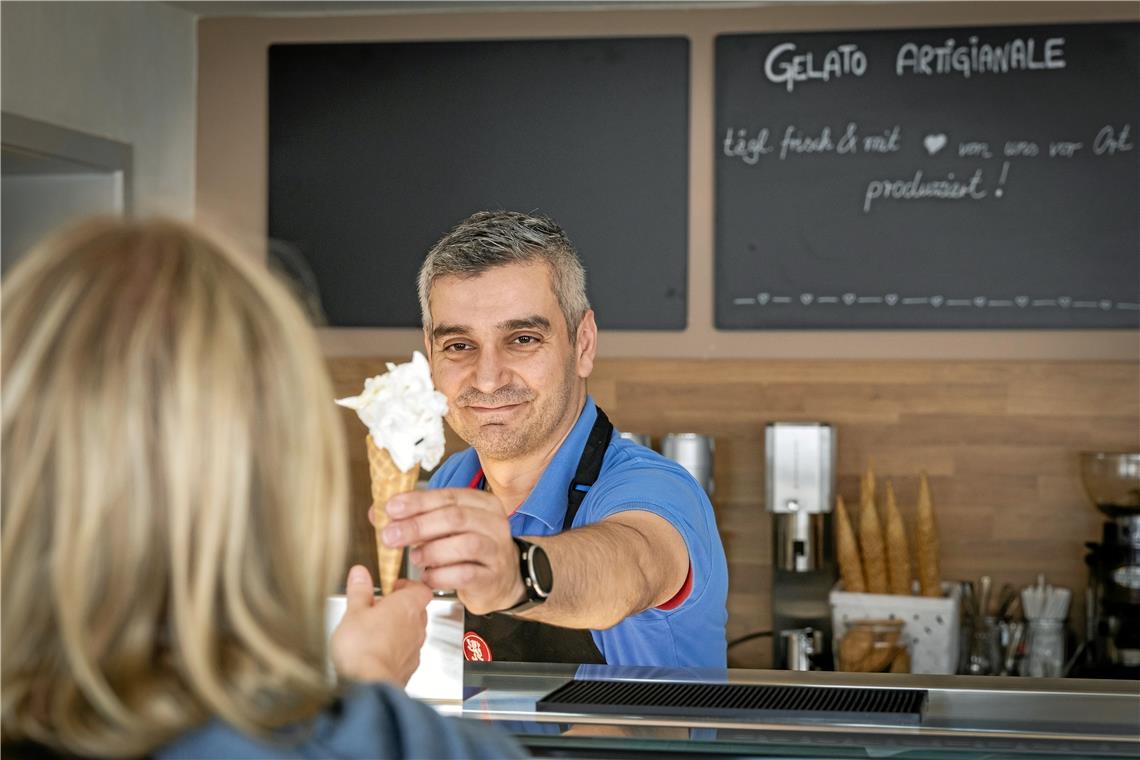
1024,619,1065,677
966,617,1002,676
837,619,908,673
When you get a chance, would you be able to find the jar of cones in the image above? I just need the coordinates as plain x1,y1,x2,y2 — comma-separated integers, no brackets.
837,619,909,673
829,463,961,674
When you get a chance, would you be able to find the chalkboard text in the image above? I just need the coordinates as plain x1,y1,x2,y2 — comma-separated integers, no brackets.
863,168,987,213
1094,124,1134,155
765,42,868,92
723,128,774,164
896,36,1066,77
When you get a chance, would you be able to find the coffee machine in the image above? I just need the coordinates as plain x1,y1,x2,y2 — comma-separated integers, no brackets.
766,422,837,669
1077,451,1140,679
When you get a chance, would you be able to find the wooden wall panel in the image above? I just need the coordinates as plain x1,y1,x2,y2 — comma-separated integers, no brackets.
329,358,1139,669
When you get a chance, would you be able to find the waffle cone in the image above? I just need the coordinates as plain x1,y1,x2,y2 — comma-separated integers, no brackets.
858,462,888,594
915,472,942,598
835,495,865,593
366,434,420,595
884,480,912,596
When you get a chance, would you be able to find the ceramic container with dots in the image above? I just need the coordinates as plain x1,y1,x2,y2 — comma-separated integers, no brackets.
829,583,961,674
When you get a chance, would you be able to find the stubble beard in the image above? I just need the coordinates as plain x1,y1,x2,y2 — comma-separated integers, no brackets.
449,363,579,461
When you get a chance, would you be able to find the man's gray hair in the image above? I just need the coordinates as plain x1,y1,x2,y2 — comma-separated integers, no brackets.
418,210,591,341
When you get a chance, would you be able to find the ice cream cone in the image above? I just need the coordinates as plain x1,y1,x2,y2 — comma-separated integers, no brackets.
366,434,420,595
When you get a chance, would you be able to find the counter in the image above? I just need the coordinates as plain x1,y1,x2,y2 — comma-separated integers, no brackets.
448,663,1140,758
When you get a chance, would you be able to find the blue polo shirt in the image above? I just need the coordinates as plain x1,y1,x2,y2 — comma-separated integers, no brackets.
428,396,728,668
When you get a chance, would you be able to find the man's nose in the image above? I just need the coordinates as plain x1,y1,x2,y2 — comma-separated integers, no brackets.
472,345,510,393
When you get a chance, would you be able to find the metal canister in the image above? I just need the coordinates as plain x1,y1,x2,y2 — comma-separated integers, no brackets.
780,627,823,671
662,433,715,496
619,432,653,449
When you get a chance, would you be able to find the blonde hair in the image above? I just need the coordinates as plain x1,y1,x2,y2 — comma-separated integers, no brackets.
2,218,349,757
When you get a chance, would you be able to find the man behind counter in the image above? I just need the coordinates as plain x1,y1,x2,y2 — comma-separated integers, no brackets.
375,210,728,667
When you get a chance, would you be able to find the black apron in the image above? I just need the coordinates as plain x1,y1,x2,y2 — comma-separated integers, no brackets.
461,407,612,664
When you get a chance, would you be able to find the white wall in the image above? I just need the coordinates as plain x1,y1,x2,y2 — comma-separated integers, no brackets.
1,1,197,217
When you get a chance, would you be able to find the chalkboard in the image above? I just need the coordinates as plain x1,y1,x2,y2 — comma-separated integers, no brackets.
715,22,1140,329
268,38,689,329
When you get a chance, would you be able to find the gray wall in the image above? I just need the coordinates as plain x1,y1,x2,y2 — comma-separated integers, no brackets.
1,1,197,217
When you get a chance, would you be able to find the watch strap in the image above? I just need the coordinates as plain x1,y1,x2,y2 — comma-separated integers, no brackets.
501,537,550,615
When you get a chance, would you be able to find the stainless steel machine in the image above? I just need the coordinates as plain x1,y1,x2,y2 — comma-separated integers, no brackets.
766,422,837,669
1076,451,1140,679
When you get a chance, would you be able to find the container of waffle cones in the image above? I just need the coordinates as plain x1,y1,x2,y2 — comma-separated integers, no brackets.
829,462,960,674
336,351,449,596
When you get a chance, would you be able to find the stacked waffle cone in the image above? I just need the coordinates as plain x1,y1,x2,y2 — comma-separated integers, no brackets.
366,434,420,596
858,464,889,594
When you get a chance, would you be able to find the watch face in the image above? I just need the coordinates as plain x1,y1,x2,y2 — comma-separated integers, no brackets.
531,545,554,596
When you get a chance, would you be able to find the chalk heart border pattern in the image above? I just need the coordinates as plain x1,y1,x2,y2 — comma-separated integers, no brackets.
923,133,948,156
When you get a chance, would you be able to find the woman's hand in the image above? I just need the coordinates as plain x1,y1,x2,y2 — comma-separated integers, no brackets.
330,565,433,686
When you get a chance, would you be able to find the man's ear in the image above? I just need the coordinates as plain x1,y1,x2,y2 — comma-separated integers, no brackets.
575,310,598,379
423,328,432,358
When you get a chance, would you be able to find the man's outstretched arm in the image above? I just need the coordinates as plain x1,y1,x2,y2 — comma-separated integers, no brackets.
376,488,690,627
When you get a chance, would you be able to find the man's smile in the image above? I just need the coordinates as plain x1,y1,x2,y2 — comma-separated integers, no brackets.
466,402,527,415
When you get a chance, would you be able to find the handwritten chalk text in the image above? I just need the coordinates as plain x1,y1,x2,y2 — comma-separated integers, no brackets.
864,169,987,213
1094,124,1133,155
723,128,775,164
896,36,1065,78
765,42,868,92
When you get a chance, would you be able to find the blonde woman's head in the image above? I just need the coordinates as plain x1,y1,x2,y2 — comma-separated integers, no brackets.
2,218,348,757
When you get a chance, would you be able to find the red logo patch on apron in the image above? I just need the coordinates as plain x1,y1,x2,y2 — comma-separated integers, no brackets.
463,631,493,662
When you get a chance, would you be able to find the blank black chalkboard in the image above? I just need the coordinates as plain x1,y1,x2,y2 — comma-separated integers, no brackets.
268,38,689,329
715,22,1140,329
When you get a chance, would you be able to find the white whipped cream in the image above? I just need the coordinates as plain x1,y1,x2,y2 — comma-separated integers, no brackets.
335,351,449,472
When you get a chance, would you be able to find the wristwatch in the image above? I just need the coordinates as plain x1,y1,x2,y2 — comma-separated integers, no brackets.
501,537,553,615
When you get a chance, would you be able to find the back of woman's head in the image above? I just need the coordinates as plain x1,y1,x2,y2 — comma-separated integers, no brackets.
2,218,348,757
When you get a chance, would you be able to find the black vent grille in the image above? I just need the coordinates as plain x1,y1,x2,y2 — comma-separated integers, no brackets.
536,680,927,726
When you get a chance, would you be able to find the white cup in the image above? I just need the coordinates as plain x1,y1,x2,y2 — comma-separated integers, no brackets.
325,594,464,703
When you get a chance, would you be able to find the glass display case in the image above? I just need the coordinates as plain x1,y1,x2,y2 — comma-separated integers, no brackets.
448,663,1140,758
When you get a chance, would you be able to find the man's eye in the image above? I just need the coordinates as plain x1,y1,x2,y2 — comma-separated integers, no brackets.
443,342,471,352
514,335,540,345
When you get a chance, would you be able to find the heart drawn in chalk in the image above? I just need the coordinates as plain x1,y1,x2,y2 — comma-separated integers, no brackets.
930,295,944,308
1058,296,1072,308
842,292,857,306
1015,296,1029,308
757,292,771,305
800,293,814,305
1100,300,1113,311
973,296,987,308
924,133,948,156
885,293,899,306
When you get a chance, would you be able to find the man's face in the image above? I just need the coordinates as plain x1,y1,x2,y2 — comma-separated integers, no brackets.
425,261,596,462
